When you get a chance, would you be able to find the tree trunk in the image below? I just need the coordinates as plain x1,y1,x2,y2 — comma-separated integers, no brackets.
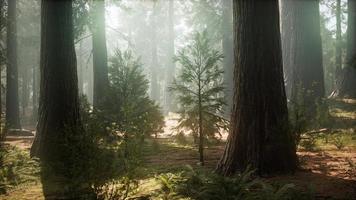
336,0,356,98
32,63,38,122
30,0,92,198
21,66,29,116
6,0,21,130
198,75,204,165
165,0,175,113
0,0,3,136
334,0,342,89
280,0,294,99
92,0,109,109
281,0,325,118
222,0,234,117
78,40,84,94
150,5,160,103
216,0,297,176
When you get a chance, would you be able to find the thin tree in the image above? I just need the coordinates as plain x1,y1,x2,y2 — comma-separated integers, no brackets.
6,0,21,130
170,31,226,166
30,0,91,198
91,0,109,109
216,0,297,175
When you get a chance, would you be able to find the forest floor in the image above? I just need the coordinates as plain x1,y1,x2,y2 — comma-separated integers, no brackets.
0,98,356,200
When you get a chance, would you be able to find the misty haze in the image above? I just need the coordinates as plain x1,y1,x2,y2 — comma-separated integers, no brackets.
0,0,355,199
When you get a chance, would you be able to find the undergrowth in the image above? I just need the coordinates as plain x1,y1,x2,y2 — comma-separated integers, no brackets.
155,165,314,200
0,145,40,194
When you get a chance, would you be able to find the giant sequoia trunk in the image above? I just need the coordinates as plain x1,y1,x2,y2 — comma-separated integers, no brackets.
32,63,39,122
280,0,293,99
0,0,3,130
6,0,21,129
335,0,356,98
150,5,160,103
30,0,91,198
165,0,175,113
92,0,109,109
281,0,325,117
216,0,297,175
222,0,234,117
334,0,343,89
21,66,30,116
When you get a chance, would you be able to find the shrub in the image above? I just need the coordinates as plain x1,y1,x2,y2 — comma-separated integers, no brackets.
175,131,188,145
331,134,346,150
156,166,314,200
299,135,318,151
0,145,40,194
105,49,165,146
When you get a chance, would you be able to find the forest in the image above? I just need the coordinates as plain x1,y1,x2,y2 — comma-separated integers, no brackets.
0,0,355,199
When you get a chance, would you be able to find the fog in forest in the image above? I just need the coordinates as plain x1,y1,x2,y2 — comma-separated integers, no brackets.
0,0,355,199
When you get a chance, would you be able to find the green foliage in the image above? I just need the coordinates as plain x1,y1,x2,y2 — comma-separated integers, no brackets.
73,0,90,40
0,145,40,194
74,49,165,197
289,85,310,143
170,30,228,143
174,131,188,145
156,173,183,200
299,136,318,151
187,0,223,45
315,99,331,129
106,49,165,148
330,134,346,150
0,0,7,78
94,177,139,200
78,96,142,198
289,83,331,151
156,166,314,200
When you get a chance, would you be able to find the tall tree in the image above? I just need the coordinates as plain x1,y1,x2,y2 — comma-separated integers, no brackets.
222,0,234,117
32,63,39,122
280,0,293,99
150,3,160,103
216,0,297,175
91,0,109,108
335,0,356,97
6,0,21,130
30,0,90,198
335,0,343,88
0,0,4,132
281,0,325,118
165,0,175,113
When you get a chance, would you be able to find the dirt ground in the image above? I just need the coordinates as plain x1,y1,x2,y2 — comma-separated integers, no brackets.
1,99,356,199
1,133,356,199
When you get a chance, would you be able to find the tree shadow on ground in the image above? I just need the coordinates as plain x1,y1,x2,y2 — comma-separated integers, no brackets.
144,138,356,199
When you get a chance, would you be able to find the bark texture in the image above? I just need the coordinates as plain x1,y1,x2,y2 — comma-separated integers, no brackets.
216,0,297,175
92,0,109,109
222,0,234,117
30,0,91,198
6,0,21,129
281,0,325,116
336,0,356,98
0,0,3,133
334,0,342,88
165,0,175,113
150,5,160,103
